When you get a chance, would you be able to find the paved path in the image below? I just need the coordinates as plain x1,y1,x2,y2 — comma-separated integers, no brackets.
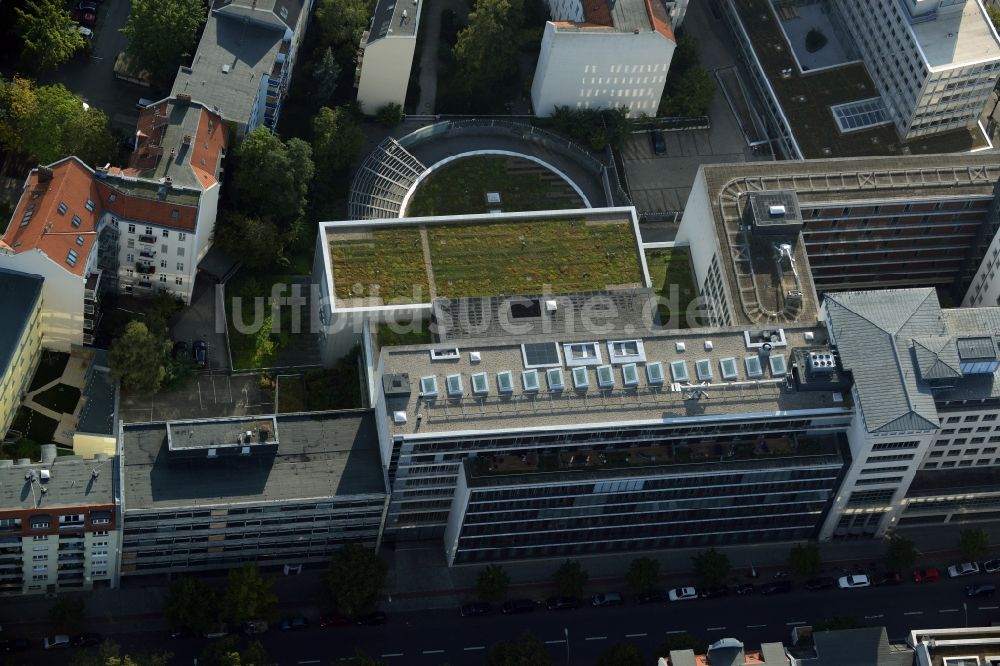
415,0,470,114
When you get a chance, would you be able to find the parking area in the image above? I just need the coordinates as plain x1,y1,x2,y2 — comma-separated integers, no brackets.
170,274,231,373
119,372,275,423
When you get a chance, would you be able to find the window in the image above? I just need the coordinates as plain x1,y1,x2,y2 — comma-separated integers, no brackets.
607,340,645,363
563,342,602,366
695,359,713,381
32,565,47,572
177,247,185,257
32,554,47,561
546,368,565,391
85,199,94,212
127,254,134,263
127,239,135,249
92,517,110,525
419,376,438,397
59,514,84,527
93,531,108,537
32,535,47,542
176,262,184,271
175,277,183,285
162,229,169,237
429,348,459,361
871,441,920,451
57,202,68,215
145,227,152,235
947,417,961,423
670,360,689,382
929,451,943,458
160,260,167,268
71,215,81,228
521,342,561,368
178,232,186,241
128,224,135,234
159,275,167,283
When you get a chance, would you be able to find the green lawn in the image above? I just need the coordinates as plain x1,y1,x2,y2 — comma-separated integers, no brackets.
29,352,69,392
405,156,584,217
32,384,81,415
645,247,698,328
327,227,429,303
276,375,307,413
7,406,58,446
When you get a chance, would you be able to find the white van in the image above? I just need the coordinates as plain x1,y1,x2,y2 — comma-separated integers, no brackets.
77,26,94,40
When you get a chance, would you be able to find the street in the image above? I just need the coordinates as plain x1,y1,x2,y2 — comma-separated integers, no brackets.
15,576,1000,665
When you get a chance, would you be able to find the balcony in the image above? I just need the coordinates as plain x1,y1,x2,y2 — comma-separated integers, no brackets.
58,543,84,552
139,249,156,259
58,551,84,561
136,280,153,290
135,262,156,275
138,234,157,245
84,270,102,301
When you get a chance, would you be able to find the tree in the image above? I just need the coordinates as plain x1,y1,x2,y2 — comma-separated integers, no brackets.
886,534,917,572
110,321,170,393
311,105,364,174
655,633,708,658
15,0,84,71
485,634,552,666
552,559,588,597
598,643,643,666
788,543,821,577
251,314,277,368
231,127,314,225
214,213,283,270
198,637,268,666
960,527,990,561
312,47,341,103
325,544,388,617
661,65,715,117
49,597,86,634
375,103,404,127
314,0,373,67
71,640,171,666
477,564,510,603
220,564,277,626
625,557,660,594
164,576,219,635
990,5,1000,33
453,0,524,95
340,650,385,666
121,0,205,83
691,548,730,587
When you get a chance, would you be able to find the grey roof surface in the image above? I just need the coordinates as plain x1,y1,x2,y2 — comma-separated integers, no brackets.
76,352,117,436
171,9,284,125
167,417,276,451
912,335,962,380
137,100,218,191
825,288,943,434
609,0,653,32
918,307,1000,403
0,456,115,510
121,411,385,511
803,627,912,666
367,0,419,42
215,0,304,31
0,267,43,377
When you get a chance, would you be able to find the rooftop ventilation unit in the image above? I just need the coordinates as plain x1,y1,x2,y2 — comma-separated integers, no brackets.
768,205,786,217
675,342,686,352
39,469,50,482
393,411,407,425
469,351,481,363
808,351,836,374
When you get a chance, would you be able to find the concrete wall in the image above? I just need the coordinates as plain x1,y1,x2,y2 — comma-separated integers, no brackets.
0,250,84,352
357,35,418,112
0,296,42,438
531,24,675,118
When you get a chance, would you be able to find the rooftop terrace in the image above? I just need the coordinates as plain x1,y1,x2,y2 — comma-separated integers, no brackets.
732,0,986,158
324,209,646,308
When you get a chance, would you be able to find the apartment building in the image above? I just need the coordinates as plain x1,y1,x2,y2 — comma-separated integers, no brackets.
0,268,43,439
0,449,119,596
118,413,387,576
908,627,1000,664
830,0,1000,139
675,153,1000,328
531,0,676,117
354,0,421,111
172,0,313,134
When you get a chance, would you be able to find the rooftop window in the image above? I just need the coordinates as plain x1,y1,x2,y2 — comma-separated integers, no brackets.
546,367,565,392
608,339,645,363
746,356,763,378
670,360,689,382
85,199,95,212
572,366,589,390
769,354,787,376
622,363,639,387
563,342,602,367
720,357,738,380
497,371,513,394
646,361,664,385
57,202,67,215
71,215,81,228
471,372,488,396
596,365,614,389
522,342,561,368
446,374,463,397
430,348,460,361
419,375,438,397
522,369,540,392
695,359,713,381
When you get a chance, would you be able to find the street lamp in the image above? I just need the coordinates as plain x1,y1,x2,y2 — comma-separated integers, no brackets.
564,627,569,665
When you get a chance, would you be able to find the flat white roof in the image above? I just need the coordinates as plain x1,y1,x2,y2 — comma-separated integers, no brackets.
911,0,1000,70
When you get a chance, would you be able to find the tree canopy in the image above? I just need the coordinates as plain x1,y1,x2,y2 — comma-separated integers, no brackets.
214,212,283,270
311,47,341,103
597,643,644,666
552,559,588,597
121,0,205,83
691,548,731,587
788,543,822,577
198,637,268,666
453,0,524,96
49,597,85,634
15,0,84,71
886,534,917,572
164,576,219,635
311,105,364,175
314,0,374,68
70,640,171,666
109,321,170,393
477,564,510,603
485,634,552,666
231,127,314,226
220,564,277,626
625,557,660,595
659,34,715,117
325,544,388,617
959,527,990,561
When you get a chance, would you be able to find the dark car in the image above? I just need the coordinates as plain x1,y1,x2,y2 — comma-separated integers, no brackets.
355,611,387,626
192,339,208,368
77,1,98,11
319,614,350,628
71,634,103,648
758,580,792,595
168,628,193,639
700,585,729,599
502,599,536,614
734,582,755,596
650,130,666,156
280,617,307,630
967,583,997,598
636,589,669,604
872,572,903,586
546,596,581,611
171,340,189,359
804,577,836,591
71,8,95,26
460,602,491,617
0,638,30,653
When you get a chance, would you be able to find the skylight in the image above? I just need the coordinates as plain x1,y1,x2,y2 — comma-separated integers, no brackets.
85,199,95,212
670,360,689,382
695,359,712,381
419,375,438,397
430,348,460,361
71,215,81,228
572,366,589,390
607,339,645,363
745,356,763,378
446,374,463,397
769,354,787,376
57,202,67,215
646,361,664,385
547,368,565,392
596,365,614,389
471,372,488,396
522,369,540,392
65,249,78,267
522,342,561,368
720,357,738,380
497,371,514,394
563,342,602,367
622,363,639,387
75,236,85,247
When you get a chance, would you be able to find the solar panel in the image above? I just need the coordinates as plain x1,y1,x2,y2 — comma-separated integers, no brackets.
547,368,565,392
622,363,639,387
720,357,738,380
497,371,513,394
597,365,614,389
419,375,438,397
446,374,463,397
670,360,689,382
522,342,561,367
745,356,763,378
646,362,664,385
572,367,589,390
472,372,488,395
522,369,540,392
769,354,787,375
696,359,712,381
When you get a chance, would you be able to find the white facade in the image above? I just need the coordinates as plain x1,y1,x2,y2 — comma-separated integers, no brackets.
17,529,121,595
531,24,676,118
0,250,87,352
356,31,419,112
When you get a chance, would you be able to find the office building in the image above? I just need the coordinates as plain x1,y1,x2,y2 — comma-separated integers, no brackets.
0,268,43,439
172,0,314,133
908,626,1000,665
0,449,119,596
355,0,421,112
119,413,387,576
532,0,676,117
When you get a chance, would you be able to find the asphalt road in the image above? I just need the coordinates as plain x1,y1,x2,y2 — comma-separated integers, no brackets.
16,575,1000,666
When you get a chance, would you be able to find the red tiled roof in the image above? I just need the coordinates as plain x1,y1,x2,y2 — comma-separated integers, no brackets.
581,0,612,26
191,108,227,189
1,158,101,277
129,100,226,190
94,180,199,232
645,0,675,41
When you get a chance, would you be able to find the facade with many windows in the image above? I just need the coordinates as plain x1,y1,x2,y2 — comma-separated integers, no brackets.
0,268,43,439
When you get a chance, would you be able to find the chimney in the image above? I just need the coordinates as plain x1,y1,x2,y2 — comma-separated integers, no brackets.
175,92,192,104
36,166,54,183
183,135,192,144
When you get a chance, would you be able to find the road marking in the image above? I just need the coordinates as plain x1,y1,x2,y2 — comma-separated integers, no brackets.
747,624,768,628
666,630,687,635
546,640,566,645
422,650,444,655
298,661,321,665
626,633,647,638
379,656,403,659
786,621,807,626
904,611,923,616
464,646,485,651
585,637,607,641
864,615,884,620
981,606,999,610
706,626,726,631
939,609,959,613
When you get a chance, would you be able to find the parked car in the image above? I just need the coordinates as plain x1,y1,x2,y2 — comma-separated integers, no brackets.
71,9,95,26
203,624,229,639
758,581,792,595
967,583,997,598
668,587,698,602
838,574,871,589
192,339,208,368
71,634,103,648
355,611,387,625
242,620,268,635
136,97,155,110
546,596,581,611
501,599,536,615
592,592,623,607
77,1,98,11
949,562,982,578
913,567,941,583
733,582,755,596
0,638,30,652
318,614,350,628
983,559,1000,574
636,589,668,604
460,602,491,617
649,130,666,156
76,26,93,39
43,635,71,650
872,572,903,586
280,617,307,631
700,585,729,599
804,577,837,591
